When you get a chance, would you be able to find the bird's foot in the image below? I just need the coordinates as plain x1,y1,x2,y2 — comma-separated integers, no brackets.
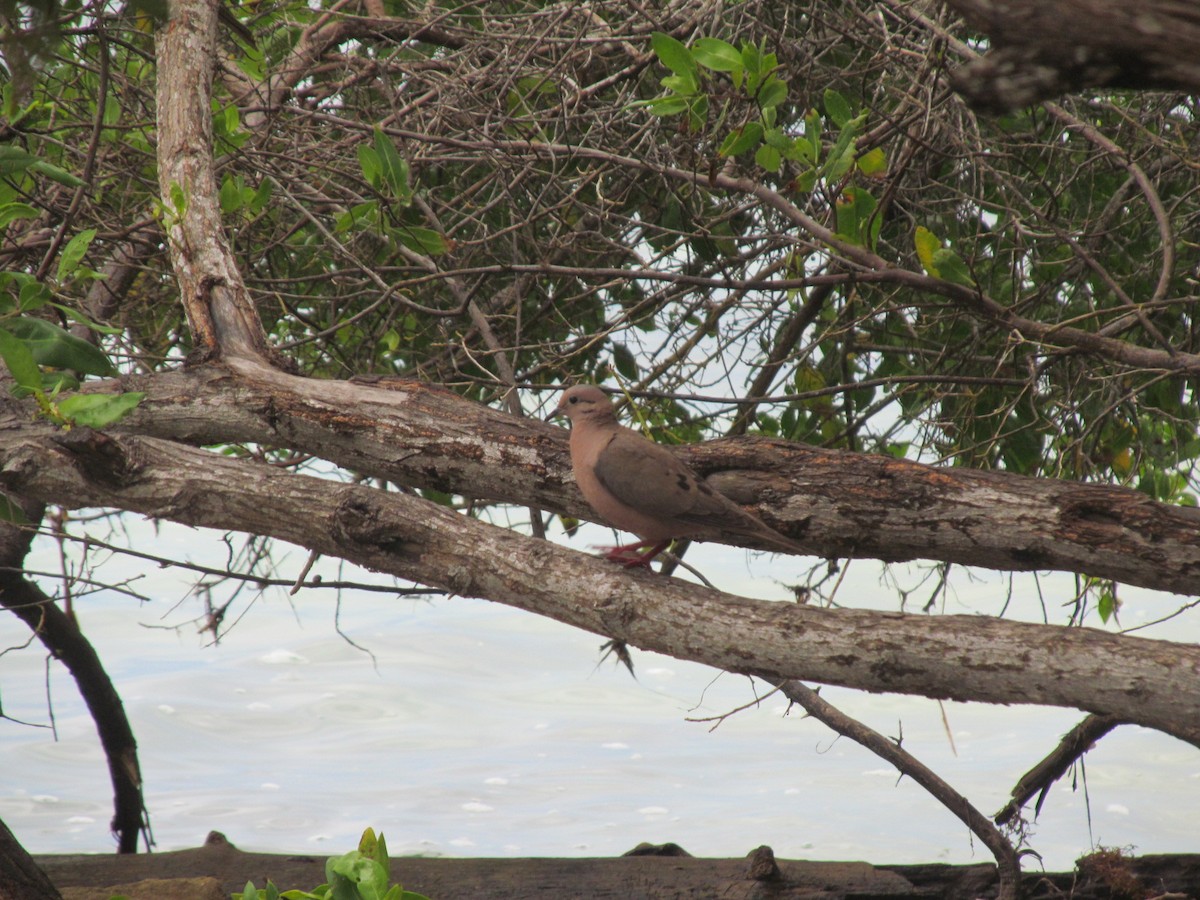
599,540,671,568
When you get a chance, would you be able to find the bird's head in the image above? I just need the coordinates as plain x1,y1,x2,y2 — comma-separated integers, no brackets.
547,384,616,425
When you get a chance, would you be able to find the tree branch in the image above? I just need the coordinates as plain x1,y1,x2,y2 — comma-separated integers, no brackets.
100,363,1200,597
2,418,1199,746
939,0,1200,111
154,0,274,363
774,680,1020,899
993,713,1124,827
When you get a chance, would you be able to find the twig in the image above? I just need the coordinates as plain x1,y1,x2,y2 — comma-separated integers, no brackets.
994,713,1123,827
772,678,1022,900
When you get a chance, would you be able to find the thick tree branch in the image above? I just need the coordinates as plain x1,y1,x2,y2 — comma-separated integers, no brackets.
154,0,273,363
1,417,1198,746
97,364,1200,597
939,0,1200,111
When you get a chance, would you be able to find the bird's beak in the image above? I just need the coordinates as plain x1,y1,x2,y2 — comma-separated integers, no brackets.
545,402,564,423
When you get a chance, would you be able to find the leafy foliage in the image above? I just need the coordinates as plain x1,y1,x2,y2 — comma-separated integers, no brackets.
234,829,430,900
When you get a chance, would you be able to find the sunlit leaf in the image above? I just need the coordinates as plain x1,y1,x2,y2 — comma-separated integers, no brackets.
857,146,887,176
914,226,941,276
650,32,698,81
693,37,742,73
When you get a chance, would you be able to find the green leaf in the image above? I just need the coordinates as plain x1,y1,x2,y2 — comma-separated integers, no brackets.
0,326,43,391
835,188,879,249
914,226,941,275
718,121,763,157
357,144,381,190
168,182,188,217
644,95,688,117
786,131,817,165
611,343,638,379
756,76,787,110
249,178,274,215
327,851,390,900
18,278,51,311
754,143,782,173
220,174,244,214
56,228,97,282
763,127,792,151
49,302,124,335
857,146,887,176
650,32,698,81
823,88,853,128
1097,582,1120,623
692,38,742,73
56,391,145,428
5,317,118,376
740,42,763,77
0,147,79,186
41,370,79,394
0,145,37,178
394,225,447,256
373,128,412,203
336,201,380,234
29,160,85,188
835,194,861,246
931,247,975,287
820,115,867,182
0,202,38,229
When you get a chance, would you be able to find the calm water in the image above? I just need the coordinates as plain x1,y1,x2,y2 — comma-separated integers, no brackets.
1,521,1197,870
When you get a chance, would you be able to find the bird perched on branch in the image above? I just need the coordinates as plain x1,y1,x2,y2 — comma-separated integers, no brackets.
548,384,804,567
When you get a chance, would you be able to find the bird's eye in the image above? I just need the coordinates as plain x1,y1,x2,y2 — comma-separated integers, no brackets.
568,396,578,404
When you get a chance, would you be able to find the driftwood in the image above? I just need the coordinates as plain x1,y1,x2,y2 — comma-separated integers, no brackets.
34,832,1200,899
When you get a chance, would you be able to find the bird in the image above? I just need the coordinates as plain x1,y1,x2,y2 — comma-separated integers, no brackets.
548,384,804,568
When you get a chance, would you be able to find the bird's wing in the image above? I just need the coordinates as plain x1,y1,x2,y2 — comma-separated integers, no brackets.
593,429,743,526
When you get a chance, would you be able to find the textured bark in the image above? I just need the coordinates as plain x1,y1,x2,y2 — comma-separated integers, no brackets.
96,362,1200,597
154,0,273,362
0,817,60,900
941,0,1200,110
33,838,1200,899
2,415,1198,745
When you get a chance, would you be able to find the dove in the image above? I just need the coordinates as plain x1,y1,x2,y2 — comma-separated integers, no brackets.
548,385,804,567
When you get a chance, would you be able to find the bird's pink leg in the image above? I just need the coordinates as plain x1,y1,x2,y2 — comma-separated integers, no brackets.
600,540,671,568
